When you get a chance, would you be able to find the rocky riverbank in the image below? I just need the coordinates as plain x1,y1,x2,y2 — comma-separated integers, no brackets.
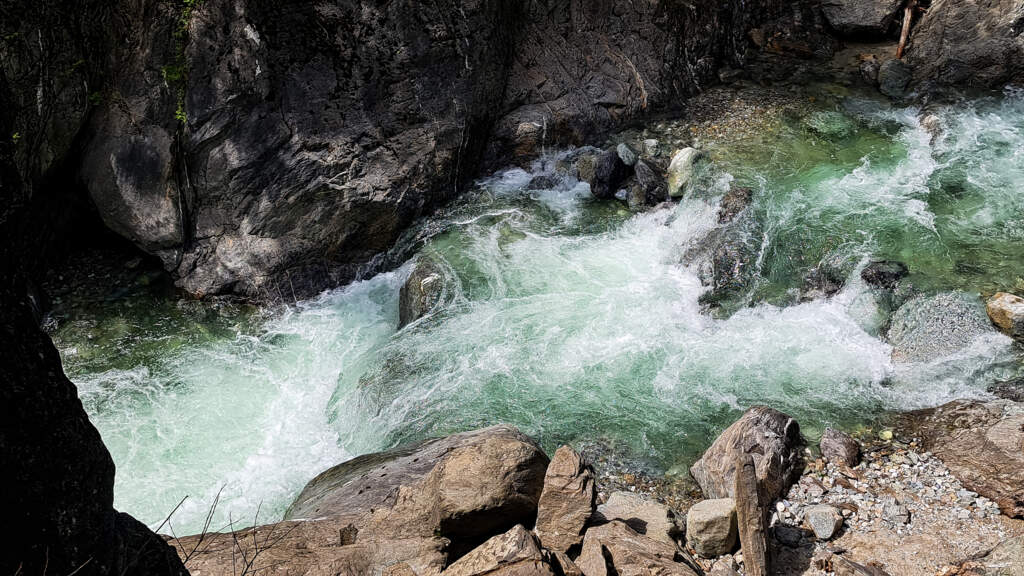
169,397,1024,576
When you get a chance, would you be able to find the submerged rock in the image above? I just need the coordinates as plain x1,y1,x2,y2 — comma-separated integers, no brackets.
887,292,998,363
399,257,446,328
860,260,908,290
986,292,1024,340
535,446,595,553
690,406,804,501
821,0,902,37
284,426,548,553
718,186,753,224
686,499,738,558
666,148,702,198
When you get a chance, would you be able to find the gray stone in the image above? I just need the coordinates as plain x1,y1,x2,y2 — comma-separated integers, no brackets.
986,292,1024,340
804,505,843,540
878,59,912,98
820,427,861,467
535,446,595,553
907,0,1024,90
686,499,738,558
881,496,910,525
821,0,902,37
642,139,660,158
594,491,684,546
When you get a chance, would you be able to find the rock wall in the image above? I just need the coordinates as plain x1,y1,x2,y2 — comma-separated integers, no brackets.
907,0,1024,89
73,0,789,301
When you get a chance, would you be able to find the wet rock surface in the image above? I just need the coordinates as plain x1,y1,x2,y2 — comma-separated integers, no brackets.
399,257,446,328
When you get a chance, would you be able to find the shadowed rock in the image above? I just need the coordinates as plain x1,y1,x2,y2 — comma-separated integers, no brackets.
442,525,555,576
821,0,902,37
577,520,699,576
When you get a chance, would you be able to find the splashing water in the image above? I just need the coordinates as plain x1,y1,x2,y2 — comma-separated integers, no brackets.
54,88,1024,534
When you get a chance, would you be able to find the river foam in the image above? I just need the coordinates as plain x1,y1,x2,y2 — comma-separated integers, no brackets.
60,89,1024,534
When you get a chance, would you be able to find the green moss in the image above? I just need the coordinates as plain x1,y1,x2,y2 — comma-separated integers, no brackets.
166,0,204,125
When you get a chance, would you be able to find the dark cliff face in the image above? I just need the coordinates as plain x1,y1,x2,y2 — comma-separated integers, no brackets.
0,2,186,574
70,0,789,301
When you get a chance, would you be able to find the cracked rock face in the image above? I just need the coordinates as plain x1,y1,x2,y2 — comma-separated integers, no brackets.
72,0,791,301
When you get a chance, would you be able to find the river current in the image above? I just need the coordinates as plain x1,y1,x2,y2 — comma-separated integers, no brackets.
52,87,1024,534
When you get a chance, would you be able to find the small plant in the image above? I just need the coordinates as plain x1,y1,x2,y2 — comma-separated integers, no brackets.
88,91,103,106
11,132,20,144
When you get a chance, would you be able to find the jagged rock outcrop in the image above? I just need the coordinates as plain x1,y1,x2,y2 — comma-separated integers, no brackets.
9,0,800,302
907,0,1024,89
690,406,805,501
821,0,902,37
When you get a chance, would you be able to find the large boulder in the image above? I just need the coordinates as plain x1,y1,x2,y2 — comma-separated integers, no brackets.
907,0,1024,89
576,521,700,576
285,426,549,554
399,257,446,328
986,292,1024,340
594,492,684,546
900,400,1024,519
535,446,595,553
690,406,805,501
821,0,903,37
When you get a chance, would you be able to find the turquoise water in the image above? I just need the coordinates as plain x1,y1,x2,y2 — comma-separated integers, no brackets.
54,88,1024,534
